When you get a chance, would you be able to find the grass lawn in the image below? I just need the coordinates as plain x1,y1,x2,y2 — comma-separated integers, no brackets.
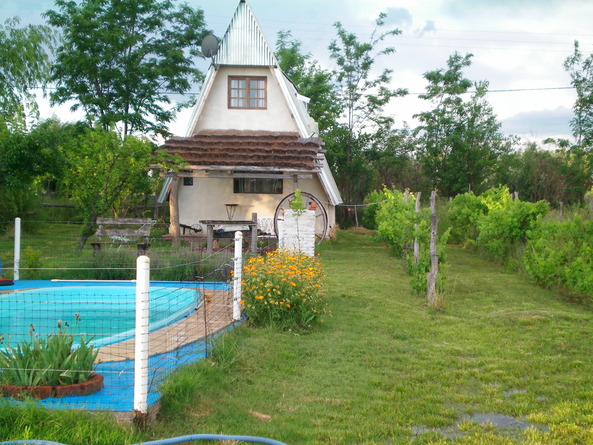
1,228,592,444
147,229,593,444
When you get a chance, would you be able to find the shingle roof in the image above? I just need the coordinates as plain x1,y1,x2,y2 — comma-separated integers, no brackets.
161,130,324,171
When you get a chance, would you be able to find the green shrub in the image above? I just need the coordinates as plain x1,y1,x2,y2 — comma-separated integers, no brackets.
524,216,593,299
361,189,390,230
446,192,487,245
479,184,512,211
21,247,43,280
374,188,448,295
375,188,417,256
477,199,549,262
241,250,326,330
0,319,98,386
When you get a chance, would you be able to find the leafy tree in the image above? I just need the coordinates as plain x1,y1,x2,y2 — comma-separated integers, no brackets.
0,119,84,230
61,128,177,249
325,13,407,216
44,0,209,137
415,52,512,197
0,18,54,130
328,13,406,161
564,41,593,147
366,125,429,194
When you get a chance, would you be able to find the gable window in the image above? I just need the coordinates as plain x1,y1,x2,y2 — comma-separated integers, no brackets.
183,177,193,186
228,76,267,109
234,176,283,194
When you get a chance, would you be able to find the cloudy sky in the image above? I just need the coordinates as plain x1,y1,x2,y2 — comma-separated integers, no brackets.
3,0,593,143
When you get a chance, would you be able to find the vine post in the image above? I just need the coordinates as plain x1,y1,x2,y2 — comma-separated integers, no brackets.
413,192,421,264
426,190,439,306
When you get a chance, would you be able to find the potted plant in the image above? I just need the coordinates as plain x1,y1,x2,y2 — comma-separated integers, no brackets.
0,317,102,399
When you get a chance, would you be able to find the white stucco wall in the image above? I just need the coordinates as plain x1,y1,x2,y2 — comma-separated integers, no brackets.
177,174,336,233
191,66,299,134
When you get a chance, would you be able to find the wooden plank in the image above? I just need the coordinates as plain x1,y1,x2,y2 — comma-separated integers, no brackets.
96,218,152,225
95,289,233,363
97,228,151,238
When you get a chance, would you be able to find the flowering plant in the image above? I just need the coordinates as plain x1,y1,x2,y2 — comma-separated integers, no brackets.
241,250,326,330
0,316,98,387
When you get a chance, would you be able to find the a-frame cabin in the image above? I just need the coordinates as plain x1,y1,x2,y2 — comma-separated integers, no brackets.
159,0,342,241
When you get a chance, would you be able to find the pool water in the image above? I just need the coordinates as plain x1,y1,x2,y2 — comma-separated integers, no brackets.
0,285,200,346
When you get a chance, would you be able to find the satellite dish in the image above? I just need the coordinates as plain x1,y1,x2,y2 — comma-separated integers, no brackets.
201,34,219,58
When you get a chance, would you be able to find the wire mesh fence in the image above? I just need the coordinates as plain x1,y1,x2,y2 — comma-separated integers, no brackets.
0,219,256,416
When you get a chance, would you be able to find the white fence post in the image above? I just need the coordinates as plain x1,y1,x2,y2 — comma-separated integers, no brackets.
233,231,243,321
13,217,21,281
134,255,150,415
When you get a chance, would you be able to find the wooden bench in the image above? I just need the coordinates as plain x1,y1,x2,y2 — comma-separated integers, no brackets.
91,217,153,256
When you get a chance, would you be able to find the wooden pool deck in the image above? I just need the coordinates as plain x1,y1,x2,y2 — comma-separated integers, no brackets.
95,288,235,363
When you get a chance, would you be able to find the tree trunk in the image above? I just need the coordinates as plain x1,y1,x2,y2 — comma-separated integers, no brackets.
169,176,181,248
77,215,97,251
426,190,439,305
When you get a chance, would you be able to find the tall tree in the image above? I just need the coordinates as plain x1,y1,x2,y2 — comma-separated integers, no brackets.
328,13,406,163
0,18,54,130
564,41,593,147
326,13,407,213
44,0,209,137
415,52,512,197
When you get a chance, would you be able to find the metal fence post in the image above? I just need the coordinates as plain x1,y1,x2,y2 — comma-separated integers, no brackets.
233,231,243,321
134,255,150,415
13,217,21,281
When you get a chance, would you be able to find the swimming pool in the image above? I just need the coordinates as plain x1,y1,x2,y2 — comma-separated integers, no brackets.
0,284,201,347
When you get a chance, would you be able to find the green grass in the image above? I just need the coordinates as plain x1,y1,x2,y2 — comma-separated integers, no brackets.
2,228,593,444
145,229,593,444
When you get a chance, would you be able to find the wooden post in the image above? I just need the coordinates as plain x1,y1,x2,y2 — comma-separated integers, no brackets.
206,224,214,254
413,192,421,264
169,176,181,248
426,190,439,305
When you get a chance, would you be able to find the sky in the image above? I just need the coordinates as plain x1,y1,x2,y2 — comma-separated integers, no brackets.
3,0,593,144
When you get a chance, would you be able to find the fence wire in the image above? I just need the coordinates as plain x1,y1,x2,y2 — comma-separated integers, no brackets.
0,220,256,414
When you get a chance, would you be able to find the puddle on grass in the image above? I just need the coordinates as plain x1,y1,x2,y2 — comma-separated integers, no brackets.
412,412,549,440
503,388,528,398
